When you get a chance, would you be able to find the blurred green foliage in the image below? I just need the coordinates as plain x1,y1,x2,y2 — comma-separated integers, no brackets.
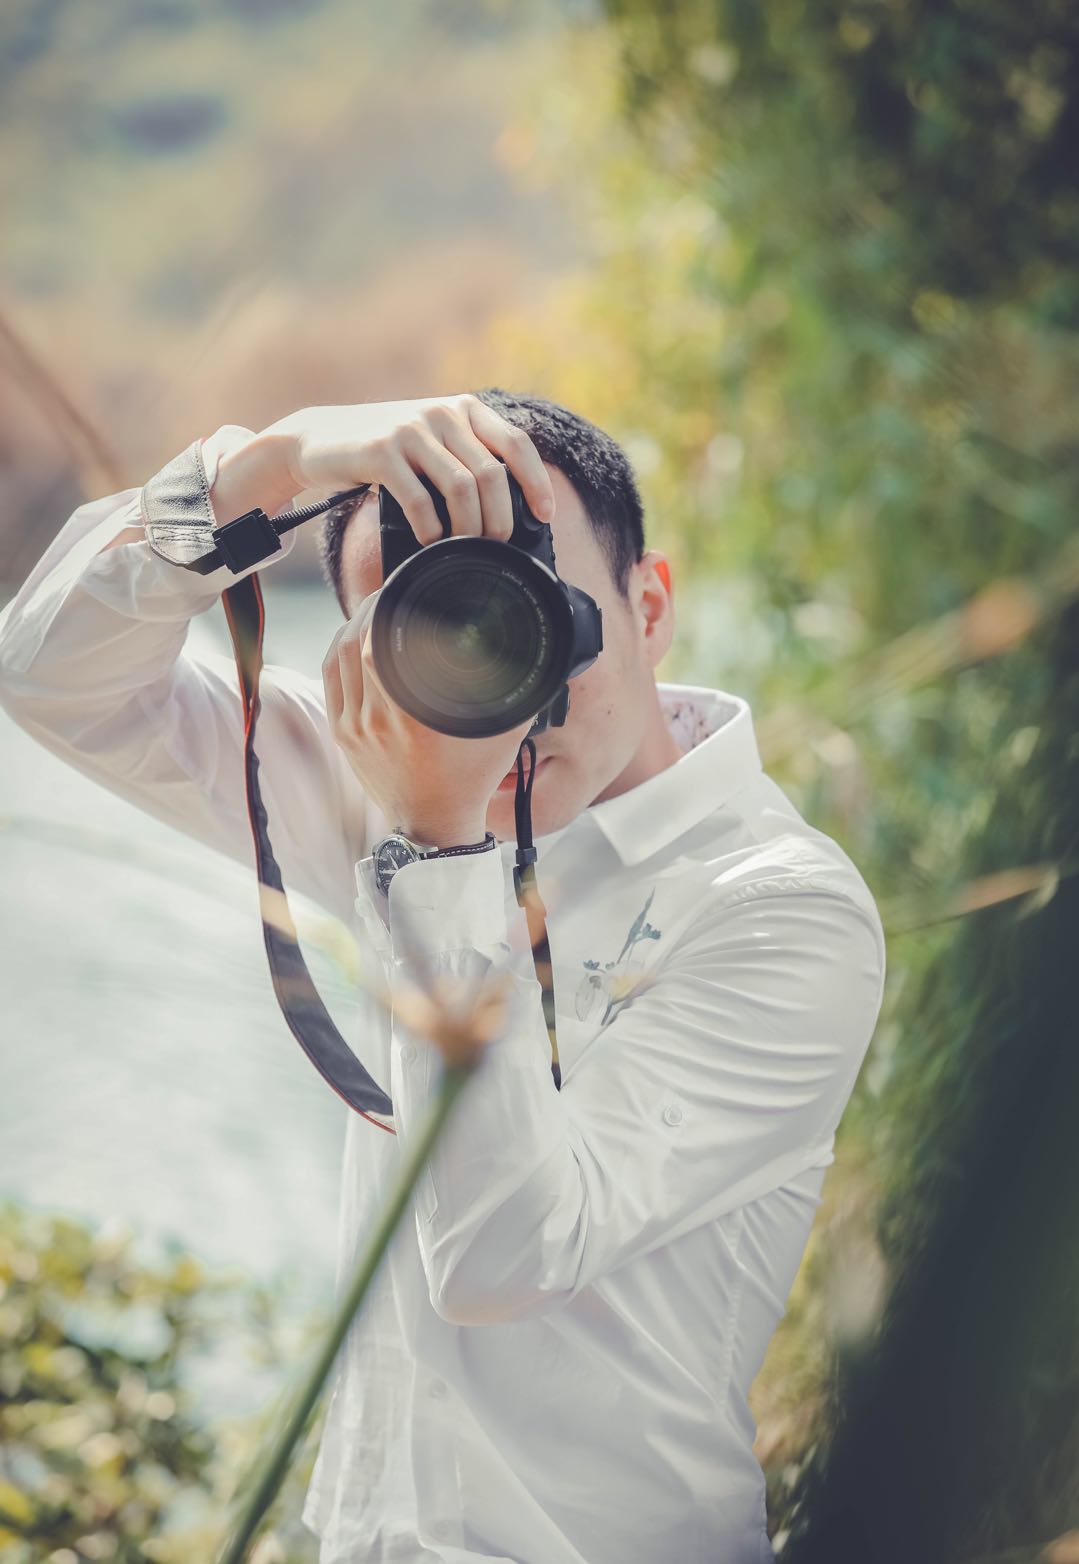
443,1,1079,1554
0,1201,321,1562
582,2,1079,1556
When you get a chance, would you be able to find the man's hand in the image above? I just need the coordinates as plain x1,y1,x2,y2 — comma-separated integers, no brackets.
264,393,557,539
307,392,557,845
322,589,535,847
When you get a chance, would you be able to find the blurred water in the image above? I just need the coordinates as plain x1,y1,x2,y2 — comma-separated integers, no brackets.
0,577,358,1414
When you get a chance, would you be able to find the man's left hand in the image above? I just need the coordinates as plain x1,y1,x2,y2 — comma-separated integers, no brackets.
322,590,535,847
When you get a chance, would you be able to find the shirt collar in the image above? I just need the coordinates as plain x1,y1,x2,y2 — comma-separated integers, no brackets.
519,681,763,870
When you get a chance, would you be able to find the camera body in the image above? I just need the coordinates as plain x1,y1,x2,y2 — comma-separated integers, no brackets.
370,459,603,740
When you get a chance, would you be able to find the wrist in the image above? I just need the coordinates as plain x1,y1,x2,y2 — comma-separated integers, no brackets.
396,819,489,850
210,427,300,528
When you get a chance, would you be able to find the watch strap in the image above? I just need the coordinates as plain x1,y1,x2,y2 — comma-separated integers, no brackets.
375,829,496,894
424,831,497,860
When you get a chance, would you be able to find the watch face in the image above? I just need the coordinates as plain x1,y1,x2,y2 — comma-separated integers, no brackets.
374,835,419,895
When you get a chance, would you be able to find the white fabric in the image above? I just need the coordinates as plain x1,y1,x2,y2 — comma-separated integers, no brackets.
0,426,887,1564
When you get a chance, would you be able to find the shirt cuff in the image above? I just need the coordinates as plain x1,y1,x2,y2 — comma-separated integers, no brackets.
79,425,298,621
384,846,510,962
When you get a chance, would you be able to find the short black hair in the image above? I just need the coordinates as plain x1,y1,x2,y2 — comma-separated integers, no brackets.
315,386,646,618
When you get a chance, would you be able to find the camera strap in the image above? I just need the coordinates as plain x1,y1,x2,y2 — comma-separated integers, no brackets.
511,739,560,1090
221,571,396,1135
218,570,562,1137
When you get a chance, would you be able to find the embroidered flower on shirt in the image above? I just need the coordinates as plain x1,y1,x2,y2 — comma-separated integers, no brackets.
575,888,662,1027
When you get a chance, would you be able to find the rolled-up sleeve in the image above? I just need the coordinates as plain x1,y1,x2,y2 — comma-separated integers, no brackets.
366,851,887,1327
0,426,364,924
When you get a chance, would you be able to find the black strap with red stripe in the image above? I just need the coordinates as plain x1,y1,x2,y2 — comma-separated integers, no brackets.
222,571,397,1134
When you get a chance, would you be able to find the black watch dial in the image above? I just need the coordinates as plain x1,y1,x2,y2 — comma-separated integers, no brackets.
374,836,421,895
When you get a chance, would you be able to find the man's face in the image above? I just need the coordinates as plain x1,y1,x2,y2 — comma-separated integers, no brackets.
338,464,673,843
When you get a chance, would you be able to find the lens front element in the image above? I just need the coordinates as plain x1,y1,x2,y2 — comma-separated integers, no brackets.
371,538,572,738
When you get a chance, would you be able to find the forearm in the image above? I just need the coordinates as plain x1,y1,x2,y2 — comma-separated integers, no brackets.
0,426,311,874
367,848,571,1324
366,851,887,1330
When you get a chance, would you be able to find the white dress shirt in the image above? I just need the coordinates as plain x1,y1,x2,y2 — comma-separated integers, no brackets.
0,426,887,1564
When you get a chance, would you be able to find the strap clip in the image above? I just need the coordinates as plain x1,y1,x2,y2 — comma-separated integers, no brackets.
212,507,282,573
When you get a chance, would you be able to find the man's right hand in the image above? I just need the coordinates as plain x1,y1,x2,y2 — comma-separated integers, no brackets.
264,394,557,545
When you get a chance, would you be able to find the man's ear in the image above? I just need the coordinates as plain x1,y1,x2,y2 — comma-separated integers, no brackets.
635,550,675,667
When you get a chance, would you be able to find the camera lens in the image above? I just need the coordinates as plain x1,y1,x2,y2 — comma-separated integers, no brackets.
412,567,541,695
372,538,572,737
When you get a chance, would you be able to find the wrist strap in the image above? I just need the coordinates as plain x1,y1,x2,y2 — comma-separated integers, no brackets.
141,434,372,575
513,740,560,1090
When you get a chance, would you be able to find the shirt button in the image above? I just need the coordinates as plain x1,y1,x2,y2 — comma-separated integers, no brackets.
662,1103,684,1127
428,1377,448,1400
401,1043,417,1065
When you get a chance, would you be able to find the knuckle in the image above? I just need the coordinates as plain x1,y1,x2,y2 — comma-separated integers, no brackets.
476,460,506,485
411,505,441,542
447,468,476,497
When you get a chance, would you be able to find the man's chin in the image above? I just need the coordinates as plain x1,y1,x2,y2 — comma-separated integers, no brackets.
487,766,568,845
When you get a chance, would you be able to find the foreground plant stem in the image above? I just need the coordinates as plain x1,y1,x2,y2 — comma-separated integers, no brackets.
214,1058,477,1564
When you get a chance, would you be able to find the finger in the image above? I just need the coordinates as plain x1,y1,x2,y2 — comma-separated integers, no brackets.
425,408,514,540
352,591,385,697
321,626,346,731
336,606,369,724
465,399,556,525
376,448,445,546
398,424,484,540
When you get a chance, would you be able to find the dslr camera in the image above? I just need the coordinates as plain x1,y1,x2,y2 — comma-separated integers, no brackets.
370,459,603,740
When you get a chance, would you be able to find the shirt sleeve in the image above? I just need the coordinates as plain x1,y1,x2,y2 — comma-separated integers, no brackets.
0,425,366,925
371,847,886,1327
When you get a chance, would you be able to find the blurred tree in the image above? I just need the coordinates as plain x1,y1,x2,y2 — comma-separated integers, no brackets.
584,2,1079,1555
786,602,1079,1562
440,0,1079,1552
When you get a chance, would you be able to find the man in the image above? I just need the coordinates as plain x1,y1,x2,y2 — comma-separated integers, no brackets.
0,388,886,1564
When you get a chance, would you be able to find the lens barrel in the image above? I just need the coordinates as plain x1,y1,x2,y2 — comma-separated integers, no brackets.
371,536,576,738
372,462,602,739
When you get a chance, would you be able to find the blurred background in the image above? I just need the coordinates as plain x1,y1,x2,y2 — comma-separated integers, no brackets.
1,1,1077,1560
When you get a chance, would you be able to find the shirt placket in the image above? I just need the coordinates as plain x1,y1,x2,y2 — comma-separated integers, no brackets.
352,854,480,1553
409,1357,466,1552
349,835,584,1557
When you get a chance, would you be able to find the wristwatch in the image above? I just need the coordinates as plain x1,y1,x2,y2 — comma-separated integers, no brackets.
372,828,497,896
